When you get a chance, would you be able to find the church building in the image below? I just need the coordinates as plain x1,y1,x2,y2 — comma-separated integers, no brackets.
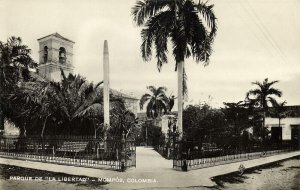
37,33,74,81
1,33,138,136
36,33,138,114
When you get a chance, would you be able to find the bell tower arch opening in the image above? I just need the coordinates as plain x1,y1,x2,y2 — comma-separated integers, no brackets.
43,46,48,64
59,47,66,64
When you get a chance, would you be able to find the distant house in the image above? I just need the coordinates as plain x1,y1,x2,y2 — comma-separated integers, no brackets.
265,105,300,148
105,88,139,115
3,120,19,136
136,112,148,122
137,112,178,134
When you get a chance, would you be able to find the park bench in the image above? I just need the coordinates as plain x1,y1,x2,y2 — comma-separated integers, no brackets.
26,143,50,152
56,141,89,158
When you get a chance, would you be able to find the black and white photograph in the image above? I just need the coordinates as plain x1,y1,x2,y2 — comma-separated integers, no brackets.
0,0,299,189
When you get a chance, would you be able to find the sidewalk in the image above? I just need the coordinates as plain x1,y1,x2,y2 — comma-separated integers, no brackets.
0,147,299,189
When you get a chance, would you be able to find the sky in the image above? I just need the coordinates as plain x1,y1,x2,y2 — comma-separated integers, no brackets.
1,0,300,111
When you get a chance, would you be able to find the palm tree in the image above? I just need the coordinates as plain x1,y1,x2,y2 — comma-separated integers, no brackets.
132,0,217,137
46,71,105,136
247,78,282,139
140,86,169,118
6,70,104,136
0,36,36,132
0,36,36,89
223,101,250,137
269,99,289,130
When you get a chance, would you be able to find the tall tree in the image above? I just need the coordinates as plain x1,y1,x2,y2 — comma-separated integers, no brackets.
7,71,104,136
0,36,36,90
269,99,289,130
0,36,36,131
247,78,282,139
132,0,217,137
222,101,251,137
140,86,169,118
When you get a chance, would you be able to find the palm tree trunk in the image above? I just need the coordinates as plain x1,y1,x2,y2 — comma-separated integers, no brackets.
177,60,184,139
41,114,50,138
93,119,97,138
262,111,266,140
0,105,4,131
279,118,281,141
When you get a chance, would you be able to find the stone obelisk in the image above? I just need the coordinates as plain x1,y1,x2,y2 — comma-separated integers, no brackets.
103,40,109,139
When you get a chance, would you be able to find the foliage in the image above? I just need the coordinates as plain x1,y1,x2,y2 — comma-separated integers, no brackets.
247,78,282,112
140,86,169,118
0,36,37,91
132,0,218,136
109,108,141,140
222,101,252,138
6,70,138,138
269,99,290,133
183,103,227,145
247,78,282,139
182,102,264,148
131,0,217,70
0,37,37,131
140,121,165,147
5,72,103,136
269,99,288,120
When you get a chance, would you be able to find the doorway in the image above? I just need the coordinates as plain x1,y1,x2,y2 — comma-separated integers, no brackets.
291,125,300,150
271,127,282,143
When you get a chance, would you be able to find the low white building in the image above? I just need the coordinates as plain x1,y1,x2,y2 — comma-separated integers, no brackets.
265,117,300,141
160,115,177,134
265,105,300,146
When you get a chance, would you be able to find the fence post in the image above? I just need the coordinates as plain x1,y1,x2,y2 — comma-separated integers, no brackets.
120,131,126,172
42,137,45,157
181,141,188,172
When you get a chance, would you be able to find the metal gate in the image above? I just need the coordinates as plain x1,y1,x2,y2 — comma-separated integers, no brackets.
125,140,136,168
291,125,300,150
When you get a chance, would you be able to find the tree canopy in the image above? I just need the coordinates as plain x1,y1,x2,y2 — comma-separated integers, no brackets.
140,86,169,118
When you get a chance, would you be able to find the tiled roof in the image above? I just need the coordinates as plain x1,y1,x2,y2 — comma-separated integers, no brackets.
268,105,300,118
97,87,138,100
38,33,75,43
110,89,138,100
283,105,300,117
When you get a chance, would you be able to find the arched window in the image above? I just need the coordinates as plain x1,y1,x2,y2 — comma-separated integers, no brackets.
59,47,66,64
43,46,48,63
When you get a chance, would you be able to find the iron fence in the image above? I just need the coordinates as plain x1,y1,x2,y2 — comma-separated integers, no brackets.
0,135,136,171
173,141,294,171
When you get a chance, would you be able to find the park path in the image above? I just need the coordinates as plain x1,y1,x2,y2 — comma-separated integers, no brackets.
133,147,172,171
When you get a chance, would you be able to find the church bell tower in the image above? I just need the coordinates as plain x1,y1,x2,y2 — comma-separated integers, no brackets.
37,33,75,81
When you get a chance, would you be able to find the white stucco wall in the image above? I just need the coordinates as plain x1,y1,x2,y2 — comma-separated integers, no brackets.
160,115,177,135
4,120,20,136
161,115,169,134
265,117,300,140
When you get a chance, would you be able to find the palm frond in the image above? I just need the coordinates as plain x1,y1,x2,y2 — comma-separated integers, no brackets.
146,100,153,118
195,1,218,38
248,89,262,97
139,93,152,109
141,10,174,66
74,103,103,118
268,87,282,97
156,86,167,94
94,81,104,89
146,85,157,95
131,0,171,26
